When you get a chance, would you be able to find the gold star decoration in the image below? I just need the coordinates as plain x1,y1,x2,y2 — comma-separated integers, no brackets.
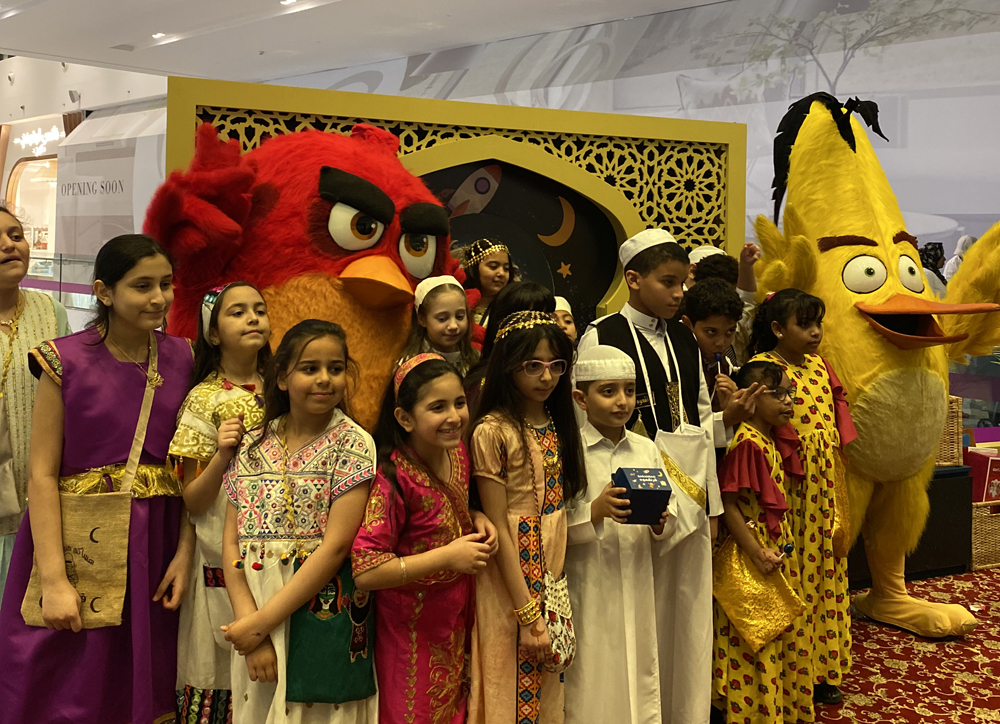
557,262,571,278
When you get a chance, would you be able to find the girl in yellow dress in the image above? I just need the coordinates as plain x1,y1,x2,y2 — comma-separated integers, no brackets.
713,360,814,724
748,289,857,707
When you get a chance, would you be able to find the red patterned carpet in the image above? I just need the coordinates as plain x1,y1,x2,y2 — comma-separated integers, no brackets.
816,569,1000,724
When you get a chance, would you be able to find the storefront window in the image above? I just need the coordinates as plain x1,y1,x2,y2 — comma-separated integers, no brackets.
5,155,57,277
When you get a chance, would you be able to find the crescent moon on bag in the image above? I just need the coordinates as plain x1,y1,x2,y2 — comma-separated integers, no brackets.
90,597,101,613
538,197,576,247
89,527,100,543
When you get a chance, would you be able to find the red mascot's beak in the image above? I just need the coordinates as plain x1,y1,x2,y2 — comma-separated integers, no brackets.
340,256,414,309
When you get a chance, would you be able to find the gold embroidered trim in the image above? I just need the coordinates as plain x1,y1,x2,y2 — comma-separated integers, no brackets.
660,451,706,510
59,463,183,498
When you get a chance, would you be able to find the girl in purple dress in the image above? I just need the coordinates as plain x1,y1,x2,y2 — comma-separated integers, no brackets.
0,234,195,724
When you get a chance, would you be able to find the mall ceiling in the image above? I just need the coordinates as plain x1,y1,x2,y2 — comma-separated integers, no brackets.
0,0,720,82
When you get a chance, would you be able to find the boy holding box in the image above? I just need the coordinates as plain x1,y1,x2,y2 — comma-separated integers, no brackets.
565,344,679,724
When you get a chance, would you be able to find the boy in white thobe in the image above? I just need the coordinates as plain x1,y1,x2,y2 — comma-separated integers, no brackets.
565,345,679,724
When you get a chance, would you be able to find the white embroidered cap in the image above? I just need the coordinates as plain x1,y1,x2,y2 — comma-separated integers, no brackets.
618,228,678,268
554,296,572,315
574,345,636,382
414,275,463,308
688,245,725,264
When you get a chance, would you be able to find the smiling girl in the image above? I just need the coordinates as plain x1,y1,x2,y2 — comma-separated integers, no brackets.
0,234,195,724
460,238,513,326
399,275,479,376
467,311,585,724
221,319,377,724
171,282,272,719
352,354,497,724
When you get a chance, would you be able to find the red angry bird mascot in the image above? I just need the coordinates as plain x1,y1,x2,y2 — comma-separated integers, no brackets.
144,123,462,428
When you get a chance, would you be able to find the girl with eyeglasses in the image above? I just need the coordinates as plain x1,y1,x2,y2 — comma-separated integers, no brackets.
466,311,586,724
748,288,858,709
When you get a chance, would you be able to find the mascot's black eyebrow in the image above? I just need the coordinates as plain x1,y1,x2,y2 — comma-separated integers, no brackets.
318,167,395,226
400,203,449,237
770,92,889,223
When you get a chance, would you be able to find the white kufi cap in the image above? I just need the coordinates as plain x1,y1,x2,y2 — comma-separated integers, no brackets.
618,228,677,268
574,345,636,382
554,296,572,315
414,275,463,308
688,245,725,264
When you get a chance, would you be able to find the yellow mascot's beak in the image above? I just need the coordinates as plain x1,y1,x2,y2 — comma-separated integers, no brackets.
855,294,1000,350
340,255,414,309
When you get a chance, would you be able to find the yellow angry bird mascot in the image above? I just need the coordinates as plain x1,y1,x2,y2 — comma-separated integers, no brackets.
756,92,1000,638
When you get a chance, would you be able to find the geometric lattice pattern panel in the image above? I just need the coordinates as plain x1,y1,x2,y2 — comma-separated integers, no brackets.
197,106,728,248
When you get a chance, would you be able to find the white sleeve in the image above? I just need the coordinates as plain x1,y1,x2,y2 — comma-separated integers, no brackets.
713,409,734,447
734,290,756,365
577,324,599,355
697,363,723,517
566,499,603,545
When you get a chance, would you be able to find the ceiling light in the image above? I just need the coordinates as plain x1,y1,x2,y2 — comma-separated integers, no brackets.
151,32,166,39
279,0,297,5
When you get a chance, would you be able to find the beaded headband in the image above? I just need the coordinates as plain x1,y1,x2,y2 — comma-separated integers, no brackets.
462,238,510,269
496,311,558,341
394,352,445,395
201,284,234,344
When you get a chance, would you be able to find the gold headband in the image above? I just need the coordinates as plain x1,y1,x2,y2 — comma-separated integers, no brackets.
462,239,510,269
496,311,558,341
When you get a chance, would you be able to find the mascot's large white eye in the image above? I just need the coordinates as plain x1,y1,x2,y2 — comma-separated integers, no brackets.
898,256,924,293
399,233,437,279
842,255,887,294
327,203,385,251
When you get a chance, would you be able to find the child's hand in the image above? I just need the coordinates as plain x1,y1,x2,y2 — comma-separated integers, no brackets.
153,542,192,610
710,516,720,541
592,483,631,525
519,616,551,664
217,413,246,463
722,383,763,429
41,578,83,632
471,510,499,557
445,533,492,575
650,506,673,536
740,242,761,267
222,611,270,656
715,374,737,409
752,547,783,576
245,636,278,683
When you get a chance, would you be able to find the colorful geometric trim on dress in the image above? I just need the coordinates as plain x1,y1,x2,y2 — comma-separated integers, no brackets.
177,686,232,724
29,340,62,386
203,565,227,588
515,514,544,724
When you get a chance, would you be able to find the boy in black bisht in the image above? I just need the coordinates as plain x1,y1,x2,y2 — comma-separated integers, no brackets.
577,228,721,724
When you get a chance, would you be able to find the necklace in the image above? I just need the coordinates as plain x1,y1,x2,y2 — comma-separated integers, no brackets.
0,293,25,398
107,334,163,388
771,349,804,368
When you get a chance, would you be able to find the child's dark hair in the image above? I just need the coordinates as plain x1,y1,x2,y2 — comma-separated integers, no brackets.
679,277,743,324
374,357,462,498
625,241,689,277
694,254,739,285
89,234,174,341
0,204,22,226
460,238,513,294
252,319,355,450
400,282,477,369
473,318,586,500
735,360,784,391
748,288,825,356
191,282,273,388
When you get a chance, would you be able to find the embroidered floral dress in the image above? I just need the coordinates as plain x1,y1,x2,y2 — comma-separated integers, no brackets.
170,372,266,720
223,408,378,724
751,352,857,690
351,444,475,724
713,424,814,724
468,415,567,724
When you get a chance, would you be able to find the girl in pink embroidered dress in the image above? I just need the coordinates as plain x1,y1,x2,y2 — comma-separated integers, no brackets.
352,354,498,724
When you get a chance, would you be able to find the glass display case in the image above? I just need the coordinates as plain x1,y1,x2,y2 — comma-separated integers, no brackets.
4,155,57,277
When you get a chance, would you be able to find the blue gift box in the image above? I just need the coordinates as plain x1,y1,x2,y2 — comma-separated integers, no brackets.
612,467,672,525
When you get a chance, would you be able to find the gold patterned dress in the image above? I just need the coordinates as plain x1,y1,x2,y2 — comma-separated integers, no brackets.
169,372,266,715
713,424,814,724
752,352,855,690
468,415,567,724
351,444,475,724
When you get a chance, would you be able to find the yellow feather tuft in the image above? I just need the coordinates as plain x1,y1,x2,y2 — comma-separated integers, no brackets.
942,218,1000,360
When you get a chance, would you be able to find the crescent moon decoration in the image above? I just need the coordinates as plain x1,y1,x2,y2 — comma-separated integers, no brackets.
90,596,101,613
89,527,100,544
537,197,576,247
